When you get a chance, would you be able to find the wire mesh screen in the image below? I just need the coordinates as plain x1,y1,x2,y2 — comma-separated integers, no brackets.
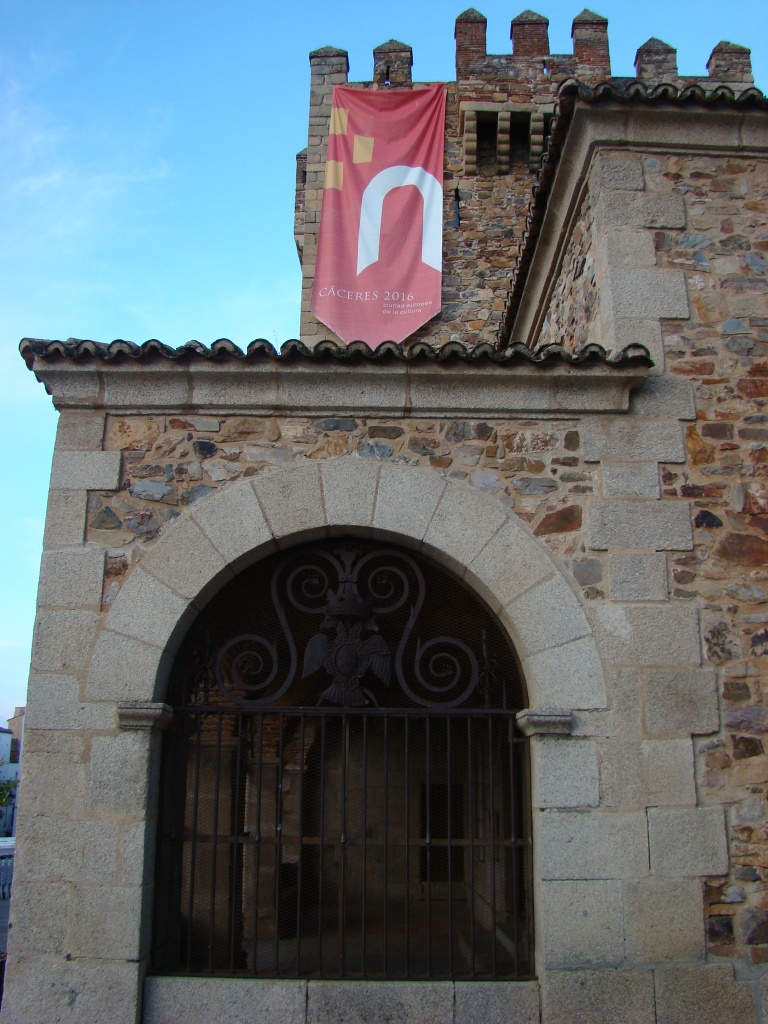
152,538,533,980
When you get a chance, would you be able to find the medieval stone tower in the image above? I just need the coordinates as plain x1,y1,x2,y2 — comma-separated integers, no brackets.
5,9,768,1024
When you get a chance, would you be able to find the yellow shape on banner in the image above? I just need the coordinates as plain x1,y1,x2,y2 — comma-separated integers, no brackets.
329,108,348,135
352,135,374,163
325,160,343,189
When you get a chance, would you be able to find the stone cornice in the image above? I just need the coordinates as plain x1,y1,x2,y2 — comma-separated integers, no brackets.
22,339,651,417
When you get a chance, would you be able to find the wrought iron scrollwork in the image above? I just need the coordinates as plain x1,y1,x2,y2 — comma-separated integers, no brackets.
186,541,510,710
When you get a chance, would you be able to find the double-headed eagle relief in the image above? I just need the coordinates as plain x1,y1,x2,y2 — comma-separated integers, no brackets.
301,547,391,706
190,540,510,711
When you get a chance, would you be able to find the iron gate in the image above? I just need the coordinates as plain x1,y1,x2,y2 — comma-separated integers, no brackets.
152,538,533,980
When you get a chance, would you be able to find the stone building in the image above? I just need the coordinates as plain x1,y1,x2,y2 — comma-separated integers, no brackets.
4,8,768,1024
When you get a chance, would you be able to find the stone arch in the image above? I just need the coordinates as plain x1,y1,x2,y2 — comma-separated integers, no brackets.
88,458,606,712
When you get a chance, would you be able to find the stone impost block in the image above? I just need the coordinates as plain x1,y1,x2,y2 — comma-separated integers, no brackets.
50,450,121,491
523,637,607,711
25,674,114,732
541,968,656,1024
143,977,308,1024
604,228,657,268
540,880,623,967
373,464,446,544
43,489,87,548
117,700,172,731
599,738,695,809
31,609,100,675
610,553,668,601
608,268,690,320
654,965,756,1024
140,515,229,603
454,981,540,1024
254,463,327,543
88,630,168,702
624,878,705,963
37,548,104,608
602,462,660,499
540,810,649,879
66,883,146,959
16,816,118,884
307,980,454,1024
517,708,574,736
583,418,686,463
89,731,159,814
589,500,692,551
599,189,686,229
0,956,143,1024
645,668,719,735
191,478,276,570
648,806,728,877
506,575,591,656
467,518,552,612
321,456,380,531
534,737,599,808
105,568,190,650
590,604,701,666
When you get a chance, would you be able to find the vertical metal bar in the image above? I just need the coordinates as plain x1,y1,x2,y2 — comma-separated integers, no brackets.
164,711,184,970
274,711,286,975
466,716,476,977
185,712,204,970
361,715,368,976
296,714,306,976
339,714,349,976
383,714,389,977
229,712,244,971
508,719,520,977
446,715,453,978
488,715,498,978
252,713,265,974
404,714,410,977
207,712,225,973
318,715,326,973
523,729,534,974
425,715,432,978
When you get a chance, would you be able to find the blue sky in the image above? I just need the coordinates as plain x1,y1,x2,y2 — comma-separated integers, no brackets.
1,0,766,725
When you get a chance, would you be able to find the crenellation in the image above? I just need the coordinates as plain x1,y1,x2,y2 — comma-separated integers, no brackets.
372,39,413,87
707,41,754,85
635,37,679,84
571,9,610,77
510,10,550,58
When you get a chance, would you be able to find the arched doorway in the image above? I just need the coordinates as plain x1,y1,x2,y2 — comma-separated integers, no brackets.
151,537,532,981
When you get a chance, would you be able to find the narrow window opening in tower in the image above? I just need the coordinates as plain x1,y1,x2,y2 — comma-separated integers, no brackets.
385,65,390,84
476,112,498,177
509,115,530,170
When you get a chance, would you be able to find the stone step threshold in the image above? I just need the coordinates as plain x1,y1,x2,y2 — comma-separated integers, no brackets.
143,975,541,1024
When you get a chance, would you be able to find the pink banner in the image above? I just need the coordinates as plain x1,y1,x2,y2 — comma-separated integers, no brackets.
311,84,446,348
